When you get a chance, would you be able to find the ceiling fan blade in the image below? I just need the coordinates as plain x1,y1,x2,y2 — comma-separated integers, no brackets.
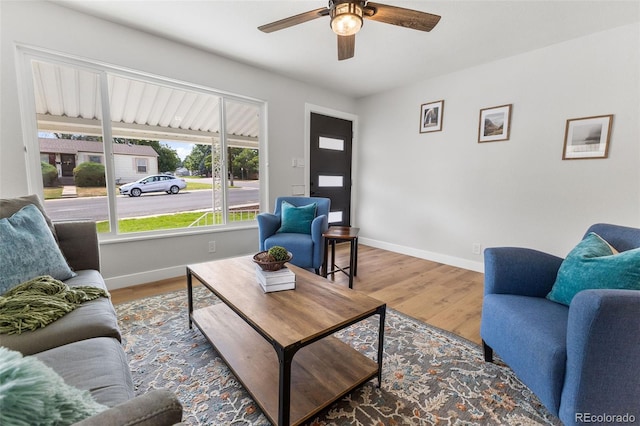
258,7,329,33
337,35,355,61
364,2,441,32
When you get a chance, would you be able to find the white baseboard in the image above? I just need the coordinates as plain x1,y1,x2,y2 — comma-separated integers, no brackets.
358,237,484,273
105,265,186,290
105,242,483,291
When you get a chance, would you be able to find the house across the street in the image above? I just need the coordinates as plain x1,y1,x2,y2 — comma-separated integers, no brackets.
39,138,158,184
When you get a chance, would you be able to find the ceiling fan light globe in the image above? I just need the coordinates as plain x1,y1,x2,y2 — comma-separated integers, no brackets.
330,2,363,36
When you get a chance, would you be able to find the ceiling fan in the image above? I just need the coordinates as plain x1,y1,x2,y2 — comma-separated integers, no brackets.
258,1,441,61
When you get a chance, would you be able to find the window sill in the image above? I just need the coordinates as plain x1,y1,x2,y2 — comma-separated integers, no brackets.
98,221,257,245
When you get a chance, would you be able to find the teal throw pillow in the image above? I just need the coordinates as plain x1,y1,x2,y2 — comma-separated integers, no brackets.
0,346,107,425
277,201,317,234
0,204,75,295
546,232,640,306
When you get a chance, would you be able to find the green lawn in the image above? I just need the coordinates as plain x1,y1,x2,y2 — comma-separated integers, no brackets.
96,210,256,233
185,182,213,190
43,187,63,199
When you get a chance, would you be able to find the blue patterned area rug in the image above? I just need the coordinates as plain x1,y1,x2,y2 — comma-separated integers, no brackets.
115,286,561,425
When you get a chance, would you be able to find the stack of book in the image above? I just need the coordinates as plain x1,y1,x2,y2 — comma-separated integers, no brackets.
255,265,296,293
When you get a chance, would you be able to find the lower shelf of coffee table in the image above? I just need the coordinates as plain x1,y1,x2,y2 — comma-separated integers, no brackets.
192,303,378,426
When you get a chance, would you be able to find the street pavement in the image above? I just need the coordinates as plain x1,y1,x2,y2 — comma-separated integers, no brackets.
44,184,259,222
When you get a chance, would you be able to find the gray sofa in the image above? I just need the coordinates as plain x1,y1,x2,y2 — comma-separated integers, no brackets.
0,196,183,425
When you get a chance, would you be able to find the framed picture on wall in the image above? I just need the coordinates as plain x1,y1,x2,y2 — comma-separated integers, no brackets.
478,104,512,143
562,114,613,160
419,100,444,133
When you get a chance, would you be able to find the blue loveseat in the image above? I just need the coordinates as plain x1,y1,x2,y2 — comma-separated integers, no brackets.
481,223,640,425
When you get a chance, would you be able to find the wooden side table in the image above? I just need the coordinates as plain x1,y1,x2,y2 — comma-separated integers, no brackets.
322,226,360,289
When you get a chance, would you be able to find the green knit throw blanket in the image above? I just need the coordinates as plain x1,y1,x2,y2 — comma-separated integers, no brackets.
0,275,109,335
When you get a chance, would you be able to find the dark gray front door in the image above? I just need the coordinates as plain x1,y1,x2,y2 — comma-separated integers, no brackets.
309,112,353,226
60,154,76,177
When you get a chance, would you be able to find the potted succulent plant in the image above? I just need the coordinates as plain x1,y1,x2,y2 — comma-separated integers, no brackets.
253,246,293,271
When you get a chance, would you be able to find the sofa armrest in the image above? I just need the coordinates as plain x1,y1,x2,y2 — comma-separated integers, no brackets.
483,247,563,297
559,289,640,424
74,389,182,426
54,221,100,272
257,212,280,251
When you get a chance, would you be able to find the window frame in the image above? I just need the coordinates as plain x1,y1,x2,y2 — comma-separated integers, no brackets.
16,45,268,241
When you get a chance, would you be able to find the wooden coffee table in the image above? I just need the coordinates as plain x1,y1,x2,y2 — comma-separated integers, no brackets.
187,256,386,426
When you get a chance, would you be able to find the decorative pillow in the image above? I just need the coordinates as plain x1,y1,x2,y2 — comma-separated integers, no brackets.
0,204,75,295
546,232,640,306
277,201,317,234
0,194,57,241
0,347,107,426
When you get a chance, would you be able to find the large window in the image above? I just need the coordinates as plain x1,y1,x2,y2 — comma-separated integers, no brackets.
25,54,263,236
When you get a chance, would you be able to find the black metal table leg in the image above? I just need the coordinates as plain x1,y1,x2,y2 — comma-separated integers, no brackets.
323,237,329,278
277,345,294,426
353,236,358,276
348,238,356,288
376,305,386,387
331,239,336,271
187,267,193,329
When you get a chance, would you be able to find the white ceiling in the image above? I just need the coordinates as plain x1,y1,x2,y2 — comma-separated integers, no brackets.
52,1,640,99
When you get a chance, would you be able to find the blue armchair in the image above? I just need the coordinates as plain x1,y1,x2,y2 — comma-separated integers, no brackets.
257,197,330,274
481,223,640,425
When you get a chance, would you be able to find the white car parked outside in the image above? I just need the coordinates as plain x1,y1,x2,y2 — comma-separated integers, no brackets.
119,175,187,197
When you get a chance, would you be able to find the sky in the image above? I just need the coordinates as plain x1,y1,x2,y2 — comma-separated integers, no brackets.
161,140,194,161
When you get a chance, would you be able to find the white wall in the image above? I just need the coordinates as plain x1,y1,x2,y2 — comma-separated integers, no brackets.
2,2,638,287
0,1,356,288
112,154,158,184
356,23,640,271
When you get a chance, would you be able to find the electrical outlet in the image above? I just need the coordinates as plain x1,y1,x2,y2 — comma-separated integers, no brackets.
472,243,482,255
208,241,216,253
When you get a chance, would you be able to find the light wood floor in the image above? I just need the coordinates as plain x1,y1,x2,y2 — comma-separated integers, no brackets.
110,244,484,345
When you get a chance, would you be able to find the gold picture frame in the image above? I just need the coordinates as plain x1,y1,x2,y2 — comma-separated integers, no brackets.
562,114,613,160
